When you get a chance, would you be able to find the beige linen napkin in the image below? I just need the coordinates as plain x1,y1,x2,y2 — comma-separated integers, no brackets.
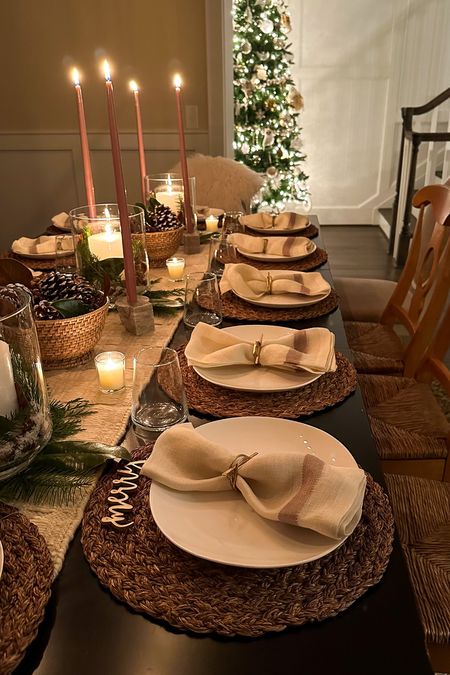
185,322,336,374
142,424,366,539
220,263,330,301
51,212,70,230
11,235,73,256
240,212,309,231
228,233,314,257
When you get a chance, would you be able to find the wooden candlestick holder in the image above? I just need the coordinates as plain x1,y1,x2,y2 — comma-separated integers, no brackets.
116,295,154,335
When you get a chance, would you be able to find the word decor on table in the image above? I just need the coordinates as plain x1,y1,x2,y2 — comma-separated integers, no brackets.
101,459,145,529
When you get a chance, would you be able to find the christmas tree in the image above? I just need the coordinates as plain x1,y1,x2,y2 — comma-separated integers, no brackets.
233,0,310,212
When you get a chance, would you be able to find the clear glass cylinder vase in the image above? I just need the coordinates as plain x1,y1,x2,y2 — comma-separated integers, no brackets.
69,204,149,299
144,173,197,229
0,287,52,480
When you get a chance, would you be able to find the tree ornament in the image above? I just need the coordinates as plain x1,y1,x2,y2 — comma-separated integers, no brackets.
245,5,253,22
287,86,304,111
260,17,274,33
255,65,268,80
265,96,276,109
256,110,265,121
257,51,270,62
262,129,275,147
241,40,252,54
266,166,278,178
280,12,292,33
242,79,254,95
241,141,250,155
273,37,285,49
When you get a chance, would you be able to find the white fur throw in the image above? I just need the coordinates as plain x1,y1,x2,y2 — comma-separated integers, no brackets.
169,154,264,213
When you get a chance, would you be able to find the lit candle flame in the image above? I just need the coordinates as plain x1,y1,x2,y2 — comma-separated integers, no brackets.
103,60,111,81
173,73,182,90
71,68,80,86
104,207,111,219
129,80,139,92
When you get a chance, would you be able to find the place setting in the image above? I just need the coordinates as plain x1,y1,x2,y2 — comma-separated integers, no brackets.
9,232,76,271
228,232,328,271
240,211,319,238
176,320,356,419
81,416,394,638
218,262,339,322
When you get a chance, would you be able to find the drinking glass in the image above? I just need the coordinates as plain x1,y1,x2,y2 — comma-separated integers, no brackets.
183,272,222,328
132,347,187,434
207,233,237,279
222,210,245,236
55,234,77,274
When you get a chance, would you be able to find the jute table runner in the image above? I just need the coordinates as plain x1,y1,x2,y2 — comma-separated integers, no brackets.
10,245,210,577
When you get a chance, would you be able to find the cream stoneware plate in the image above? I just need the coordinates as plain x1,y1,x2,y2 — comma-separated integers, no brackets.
237,240,316,263
233,271,331,308
243,219,310,235
150,417,357,568
193,324,323,392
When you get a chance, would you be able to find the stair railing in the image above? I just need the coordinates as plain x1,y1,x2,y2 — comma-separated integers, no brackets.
390,87,450,265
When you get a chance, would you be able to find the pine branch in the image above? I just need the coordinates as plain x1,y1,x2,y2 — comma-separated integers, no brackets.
49,398,94,441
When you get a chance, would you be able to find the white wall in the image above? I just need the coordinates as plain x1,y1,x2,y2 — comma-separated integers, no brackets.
289,0,450,224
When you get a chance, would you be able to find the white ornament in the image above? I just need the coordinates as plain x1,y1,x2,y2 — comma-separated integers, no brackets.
245,6,253,22
266,166,278,178
260,17,274,33
256,65,268,80
257,51,270,62
262,129,275,147
241,40,252,54
241,141,250,155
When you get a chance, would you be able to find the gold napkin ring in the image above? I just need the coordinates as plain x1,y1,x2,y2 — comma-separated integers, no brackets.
271,214,276,228
262,238,269,254
222,452,258,490
252,335,263,365
266,272,273,295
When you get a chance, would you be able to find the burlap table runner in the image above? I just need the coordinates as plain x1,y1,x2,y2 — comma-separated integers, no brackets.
10,245,210,577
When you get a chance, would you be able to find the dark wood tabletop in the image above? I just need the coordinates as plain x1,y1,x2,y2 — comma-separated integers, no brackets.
13,220,433,675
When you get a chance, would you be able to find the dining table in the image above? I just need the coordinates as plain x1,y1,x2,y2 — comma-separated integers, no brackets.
11,217,433,675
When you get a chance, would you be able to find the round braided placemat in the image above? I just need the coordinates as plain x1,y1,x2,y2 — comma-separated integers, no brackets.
245,223,318,239
9,252,76,272
219,289,339,323
0,502,53,675
235,246,327,271
178,348,357,419
81,447,394,638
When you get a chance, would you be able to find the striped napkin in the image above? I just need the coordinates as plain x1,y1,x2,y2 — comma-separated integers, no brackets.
142,423,366,539
185,322,336,374
220,263,330,301
240,212,309,231
228,233,314,257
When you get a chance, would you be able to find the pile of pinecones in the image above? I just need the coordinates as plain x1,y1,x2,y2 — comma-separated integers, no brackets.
145,203,182,233
30,272,104,320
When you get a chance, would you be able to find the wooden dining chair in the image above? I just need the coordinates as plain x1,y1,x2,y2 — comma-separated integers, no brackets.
385,473,450,673
341,183,450,374
358,255,450,481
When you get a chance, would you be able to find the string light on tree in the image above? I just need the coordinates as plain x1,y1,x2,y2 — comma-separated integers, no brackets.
233,0,310,212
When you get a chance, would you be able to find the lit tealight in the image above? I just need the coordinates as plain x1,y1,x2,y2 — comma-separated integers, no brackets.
95,351,125,393
205,215,219,232
166,257,186,281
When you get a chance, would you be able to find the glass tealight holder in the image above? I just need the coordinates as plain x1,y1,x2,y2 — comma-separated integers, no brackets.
166,257,185,282
144,173,197,229
95,351,126,393
69,204,149,299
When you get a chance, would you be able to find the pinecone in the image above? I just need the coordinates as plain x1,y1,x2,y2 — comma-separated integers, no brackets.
146,204,180,232
0,284,33,310
33,300,63,321
35,272,102,310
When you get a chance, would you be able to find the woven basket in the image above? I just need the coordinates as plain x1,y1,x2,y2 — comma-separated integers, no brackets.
36,296,109,369
145,227,184,267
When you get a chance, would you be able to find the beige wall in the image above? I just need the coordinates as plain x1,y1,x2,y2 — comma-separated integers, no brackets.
0,0,208,133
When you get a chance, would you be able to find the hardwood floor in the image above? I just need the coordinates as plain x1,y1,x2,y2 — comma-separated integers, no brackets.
321,225,401,281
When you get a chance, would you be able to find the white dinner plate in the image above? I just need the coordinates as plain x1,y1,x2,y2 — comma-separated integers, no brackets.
192,324,323,392
11,249,74,260
244,220,310,235
150,417,357,568
0,540,3,582
233,271,331,308
237,240,316,263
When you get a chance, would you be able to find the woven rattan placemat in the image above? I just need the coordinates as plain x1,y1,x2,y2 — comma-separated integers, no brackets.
0,502,53,675
81,446,394,638
245,223,319,239
178,348,357,419
219,289,339,323
235,246,327,271
9,252,76,272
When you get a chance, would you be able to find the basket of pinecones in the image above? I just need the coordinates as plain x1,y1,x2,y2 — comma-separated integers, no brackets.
144,200,184,267
30,271,108,369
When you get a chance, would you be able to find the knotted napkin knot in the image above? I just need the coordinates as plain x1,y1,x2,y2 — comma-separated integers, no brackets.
262,238,269,253
222,452,259,490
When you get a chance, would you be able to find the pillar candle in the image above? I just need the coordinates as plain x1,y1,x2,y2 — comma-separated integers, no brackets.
103,60,137,305
0,340,19,418
129,80,147,204
173,74,194,233
71,68,96,219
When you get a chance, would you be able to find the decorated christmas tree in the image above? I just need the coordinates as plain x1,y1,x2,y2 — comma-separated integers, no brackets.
233,0,310,212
